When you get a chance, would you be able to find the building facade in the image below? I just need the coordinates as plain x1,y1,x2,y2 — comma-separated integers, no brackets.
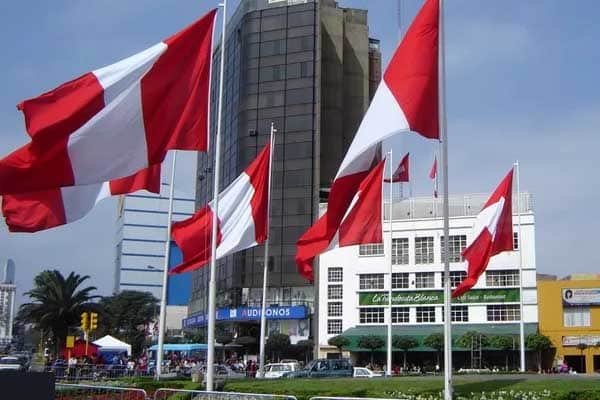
318,193,538,369
114,186,195,331
538,275,600,373
0,259,16,345
187,0,380,342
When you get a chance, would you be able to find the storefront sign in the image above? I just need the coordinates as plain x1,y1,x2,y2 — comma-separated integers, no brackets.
182,305,308,328
562,288,600,306
358,288,520,306
562,335,600,346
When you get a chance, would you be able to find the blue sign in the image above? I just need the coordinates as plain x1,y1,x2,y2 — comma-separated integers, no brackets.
167,242,191,306
182,305,308,328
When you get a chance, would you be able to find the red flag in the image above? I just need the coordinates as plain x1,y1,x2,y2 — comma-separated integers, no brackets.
296,160,385,281
452,169,514,297
429,155,438,198
0,9,217,195
295,0,439,280
384,153,409,183
2,165,160,233
170,144,271,274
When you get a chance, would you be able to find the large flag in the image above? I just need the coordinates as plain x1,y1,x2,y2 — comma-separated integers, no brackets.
2,164,160,233
0,9,217,195
297,160,385,281
170,143,271,274
384,153,409,183
295,0,439,279
452,169,514,297
429,154,438,198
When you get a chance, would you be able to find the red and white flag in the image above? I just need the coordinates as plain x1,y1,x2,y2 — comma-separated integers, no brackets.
296,160,385,281
0,9,217,195
384,153,409,183
295,0,439,280
170,143,271,274
429,155,438,198
2,165,160,233
452,169,514,297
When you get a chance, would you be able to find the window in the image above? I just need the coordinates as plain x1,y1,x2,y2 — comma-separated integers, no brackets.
513,232,519,250
359,243,384,256
487,304,520,321
392,238,409,264
392,307,410,323
415,272,435,289
359,307,385,324
415,237,434,264
486,270,520,287
451,305,469,322
328,319,342,334
392,273,409,289
328,267,342,282
442,271,467,288
359,274,384,290
441,235,467,262
416,306,436,323
328,302,342,317
563,307,591,327
328,285,342,300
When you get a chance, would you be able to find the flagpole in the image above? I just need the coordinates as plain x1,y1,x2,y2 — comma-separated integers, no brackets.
387,150,393,377
515,160,526,371
206,0,227,391
438,1,453,399
155,150,177,380
259,122,276,375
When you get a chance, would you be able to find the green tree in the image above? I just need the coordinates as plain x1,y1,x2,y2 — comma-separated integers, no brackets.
266,333,290,362
526,333,553,373
423,333,444,368
457,331,489,369
97,290,158,356
328,335,350,355
489,335,515,371
296,339,314,364
357,335,385,365
392,335,418,370
17,270,99,355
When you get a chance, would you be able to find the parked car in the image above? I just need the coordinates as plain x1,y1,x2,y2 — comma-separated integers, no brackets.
284,358,353,378
353,367,383,378
260,362,300,379
202,364,246,390
0,356,27,372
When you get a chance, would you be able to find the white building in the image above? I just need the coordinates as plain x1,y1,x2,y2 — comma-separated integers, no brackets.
317,193,538,367
114,185,195,331
0,259,16,345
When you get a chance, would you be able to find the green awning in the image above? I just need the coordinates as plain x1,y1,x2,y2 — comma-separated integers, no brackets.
340,323,538,352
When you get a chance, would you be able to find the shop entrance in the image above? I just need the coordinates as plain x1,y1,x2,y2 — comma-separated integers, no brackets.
564,355,586,373
594,355,600,372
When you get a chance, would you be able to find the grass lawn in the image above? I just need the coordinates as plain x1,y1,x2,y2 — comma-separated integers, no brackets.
223,375,600,400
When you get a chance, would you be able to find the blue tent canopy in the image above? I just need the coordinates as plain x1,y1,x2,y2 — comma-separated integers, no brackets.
149,343,208,352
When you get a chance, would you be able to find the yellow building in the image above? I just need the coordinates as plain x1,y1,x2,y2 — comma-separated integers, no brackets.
538,275,600,373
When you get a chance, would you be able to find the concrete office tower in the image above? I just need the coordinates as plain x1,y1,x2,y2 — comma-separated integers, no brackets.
1,259,15,284
0,259,16,345
189,0,380,336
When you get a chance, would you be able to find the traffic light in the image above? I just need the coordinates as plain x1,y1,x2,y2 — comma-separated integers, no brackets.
80,312,89,331
89,312,98,331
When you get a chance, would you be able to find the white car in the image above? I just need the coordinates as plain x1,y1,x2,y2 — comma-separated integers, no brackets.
353,367,383,378
0,356,26,371
262,362,300,379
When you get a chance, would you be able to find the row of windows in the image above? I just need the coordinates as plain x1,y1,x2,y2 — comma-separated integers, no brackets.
355,304,520,325
355,270,518,290
359,233,519,264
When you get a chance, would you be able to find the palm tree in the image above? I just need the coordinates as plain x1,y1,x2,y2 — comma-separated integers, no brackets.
17,270,98,355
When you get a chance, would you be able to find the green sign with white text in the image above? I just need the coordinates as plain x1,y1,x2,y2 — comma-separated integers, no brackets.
358,288,520,306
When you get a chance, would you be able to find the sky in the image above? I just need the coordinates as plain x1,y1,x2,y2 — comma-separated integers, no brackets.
0,0,599,304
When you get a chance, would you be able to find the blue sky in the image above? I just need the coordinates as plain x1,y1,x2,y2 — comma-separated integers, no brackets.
0,0,598,302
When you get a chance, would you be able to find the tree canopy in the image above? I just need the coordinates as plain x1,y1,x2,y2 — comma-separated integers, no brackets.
328,335,350,352
357,335,385,364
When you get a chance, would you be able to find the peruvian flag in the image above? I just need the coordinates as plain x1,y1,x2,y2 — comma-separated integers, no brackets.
384,153,409,183
429,155,438,198
2,164,160,233
170,143,271,274
452,169,514,298
297,160,385,281
0,9,217,195
296,0,439,279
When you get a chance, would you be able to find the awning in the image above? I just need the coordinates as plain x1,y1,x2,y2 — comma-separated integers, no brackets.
149,343,208,352
340,323,538,352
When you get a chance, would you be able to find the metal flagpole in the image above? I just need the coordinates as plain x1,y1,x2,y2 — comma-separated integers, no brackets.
438,1,453,399
156,150,178,380
206,0,228,391
259,123,276,375
515,160,526,371
387,150,393,377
